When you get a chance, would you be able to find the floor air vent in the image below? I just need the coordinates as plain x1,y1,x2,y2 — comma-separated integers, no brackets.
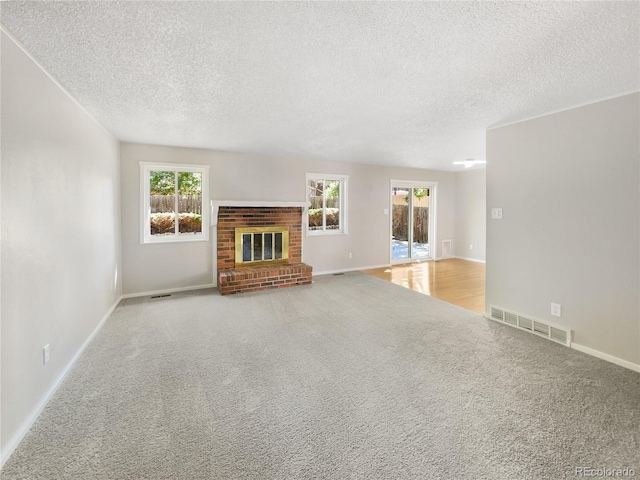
550,326,569,344
150,294,171,299
533,321,549,336
490,306,504,321
504,311,518,326
487,305,571,347
518,316,533,331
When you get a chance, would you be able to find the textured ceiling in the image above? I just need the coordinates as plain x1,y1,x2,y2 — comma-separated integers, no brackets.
1,1,639,171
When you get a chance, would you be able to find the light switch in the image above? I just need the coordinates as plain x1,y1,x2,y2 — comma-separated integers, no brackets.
384,208,389,215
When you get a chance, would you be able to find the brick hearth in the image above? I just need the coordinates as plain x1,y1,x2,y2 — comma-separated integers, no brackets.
216,206,312,295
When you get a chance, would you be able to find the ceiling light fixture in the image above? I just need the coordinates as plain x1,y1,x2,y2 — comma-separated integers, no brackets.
453,159,487,168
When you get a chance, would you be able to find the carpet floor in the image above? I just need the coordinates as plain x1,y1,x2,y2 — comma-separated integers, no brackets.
3,272,639,479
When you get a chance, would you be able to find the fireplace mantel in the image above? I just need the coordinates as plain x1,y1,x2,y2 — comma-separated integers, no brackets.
210,200,310,226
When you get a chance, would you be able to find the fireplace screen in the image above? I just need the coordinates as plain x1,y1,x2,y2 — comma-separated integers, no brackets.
235,227,289,265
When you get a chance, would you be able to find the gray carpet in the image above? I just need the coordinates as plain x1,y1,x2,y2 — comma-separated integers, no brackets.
3,272,639,479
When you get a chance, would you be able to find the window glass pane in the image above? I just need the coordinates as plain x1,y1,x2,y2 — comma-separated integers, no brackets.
149,171,175,236
274,233,283,259
242,234,252,262
177,172,202,234
264,233,273,260
392,187,410,259
413,188,429,255
253,233,263,261
325,180,340,230
308,179,324,231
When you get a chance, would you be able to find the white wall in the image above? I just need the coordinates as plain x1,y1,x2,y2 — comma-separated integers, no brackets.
1,31,122,464
120,143,456,295
486,93,640,367
454,169,486,262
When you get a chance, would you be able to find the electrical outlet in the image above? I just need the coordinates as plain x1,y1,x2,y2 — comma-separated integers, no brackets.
348,252,353,259
491,208,503,219
43,344,50,365
551,303,562,317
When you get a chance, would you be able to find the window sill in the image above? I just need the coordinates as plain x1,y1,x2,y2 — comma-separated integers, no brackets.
306,230,348,237
142,235,210,245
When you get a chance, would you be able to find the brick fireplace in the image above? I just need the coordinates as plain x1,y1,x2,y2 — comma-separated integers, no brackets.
214,202,313,295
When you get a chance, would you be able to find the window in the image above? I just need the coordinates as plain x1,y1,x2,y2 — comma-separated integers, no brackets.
306,173,348,235
140,163,209,244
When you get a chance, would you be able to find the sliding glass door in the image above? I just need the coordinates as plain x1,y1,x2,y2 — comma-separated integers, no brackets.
391,181,435,263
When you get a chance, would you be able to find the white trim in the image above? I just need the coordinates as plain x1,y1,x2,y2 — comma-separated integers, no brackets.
453,256,486,264
389,180,437,264
210,200,309,226
305,173,349,236
488,90,640,130
571,343,640,373
121,283,216,299
306,230,348,237
312,264,390,276
0,297,121,468
140,163,210,244
0,27,117,141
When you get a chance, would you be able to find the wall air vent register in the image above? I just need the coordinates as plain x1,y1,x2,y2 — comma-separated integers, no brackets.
488,305,572,347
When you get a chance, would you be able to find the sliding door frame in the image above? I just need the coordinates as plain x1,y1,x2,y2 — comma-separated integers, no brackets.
389,180,438,265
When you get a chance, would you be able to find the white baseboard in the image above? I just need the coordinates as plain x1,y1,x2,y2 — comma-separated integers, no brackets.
121,283,216,299
453,256,486,264
0,296,122,469
313,264,390,276
571,343,640,373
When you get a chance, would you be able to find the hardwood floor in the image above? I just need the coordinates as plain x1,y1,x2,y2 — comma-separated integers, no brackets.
361,258,486,313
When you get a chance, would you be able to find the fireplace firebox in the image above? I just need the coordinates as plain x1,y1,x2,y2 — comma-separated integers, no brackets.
235,226,289,266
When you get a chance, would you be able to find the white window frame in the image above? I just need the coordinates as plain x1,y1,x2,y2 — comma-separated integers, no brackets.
140,162,210,244
306,173,349,236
